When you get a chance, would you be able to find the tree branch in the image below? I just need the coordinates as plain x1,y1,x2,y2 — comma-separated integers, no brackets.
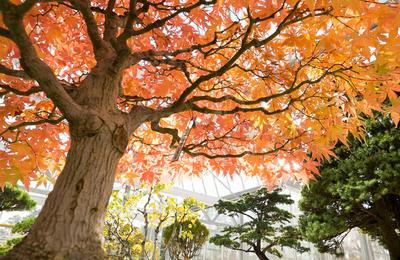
0,64,31,80
125,105,156,134
103,0,118,41
0,0,84,122
185,64,351,108
150,120,180,148
69,0,111,59
118,0,216,43
182,137,294,159
0,116,65,138
0,27,11,39
0,84,42,97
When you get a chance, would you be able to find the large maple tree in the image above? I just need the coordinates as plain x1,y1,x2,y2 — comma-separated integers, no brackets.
0,0,399,258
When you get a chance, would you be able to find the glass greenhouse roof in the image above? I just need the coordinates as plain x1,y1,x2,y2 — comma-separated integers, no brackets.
166,172,263,205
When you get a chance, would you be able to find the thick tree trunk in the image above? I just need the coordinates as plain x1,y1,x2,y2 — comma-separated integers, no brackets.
388,248,400,260
375,199,400,260
254,248,269,260
380,223,400,260
5,125,126,259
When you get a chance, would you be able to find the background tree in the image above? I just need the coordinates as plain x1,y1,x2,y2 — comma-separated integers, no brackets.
104,189,144,259
0,185,36,212
210,188,308,260
104,183,204,260
0,0,399,258
163,219,209,260
299,116,400,260
0,186,36,256
0,217,35,256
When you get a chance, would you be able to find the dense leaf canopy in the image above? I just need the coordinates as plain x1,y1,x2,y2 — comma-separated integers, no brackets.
0,1,400,186
299,116,400,257
0,185,36,211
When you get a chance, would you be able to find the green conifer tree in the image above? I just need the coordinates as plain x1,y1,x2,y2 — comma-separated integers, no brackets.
210,188,308,260
299,116,400,259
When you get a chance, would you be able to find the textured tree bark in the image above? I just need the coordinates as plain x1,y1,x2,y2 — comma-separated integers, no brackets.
376,199,400,260
4,123,128,259
254,248,269,260
380,223,400,260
